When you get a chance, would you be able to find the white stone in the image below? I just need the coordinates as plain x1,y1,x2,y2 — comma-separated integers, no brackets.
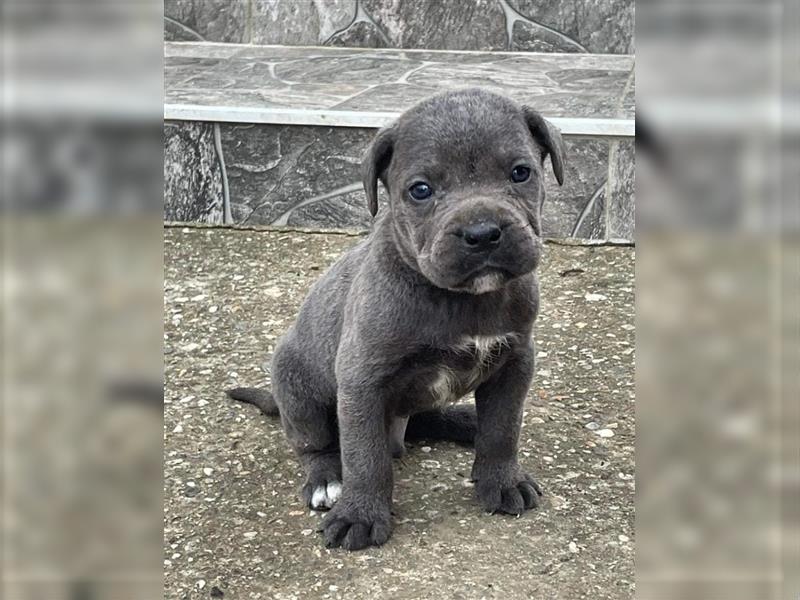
569,541,579,553
585,292,608,302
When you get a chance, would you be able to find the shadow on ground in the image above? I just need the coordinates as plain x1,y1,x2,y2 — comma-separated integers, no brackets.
164,228,635,600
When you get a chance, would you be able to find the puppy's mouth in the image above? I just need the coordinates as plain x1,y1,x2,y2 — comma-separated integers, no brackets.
451,265,514,293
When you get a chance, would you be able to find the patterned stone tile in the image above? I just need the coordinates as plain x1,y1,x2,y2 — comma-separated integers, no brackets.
286,188,373,229
163,120,620,238
607,140,635,240
163,0,634,54
509,0,635,54
163,122,224,223
333,83,438,111
167,84,369,111
164,0,248,43
274,55,425,85
542,139,609,238
164,42,635,122
326,20,389,48
360,0,507,51
251,0,357,46
218,124,369,226
573,186,607,240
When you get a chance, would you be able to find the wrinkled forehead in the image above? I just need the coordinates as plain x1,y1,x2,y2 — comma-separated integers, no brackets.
391,105,538,177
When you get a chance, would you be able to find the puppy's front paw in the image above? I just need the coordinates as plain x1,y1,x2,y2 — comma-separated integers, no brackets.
474,470,543,515
320,499,392,551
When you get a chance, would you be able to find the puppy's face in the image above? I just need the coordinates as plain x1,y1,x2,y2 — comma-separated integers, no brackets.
363,89,565,294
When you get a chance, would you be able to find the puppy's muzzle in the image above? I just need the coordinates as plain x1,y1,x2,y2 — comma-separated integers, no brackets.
456,221,504,253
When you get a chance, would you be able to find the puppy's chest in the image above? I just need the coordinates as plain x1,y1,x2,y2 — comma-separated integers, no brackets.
403,334,516,411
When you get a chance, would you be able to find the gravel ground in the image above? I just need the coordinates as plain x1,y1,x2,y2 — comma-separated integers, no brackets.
164,227,635,600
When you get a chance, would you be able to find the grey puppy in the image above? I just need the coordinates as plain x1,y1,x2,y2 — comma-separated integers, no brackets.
228,88,565,551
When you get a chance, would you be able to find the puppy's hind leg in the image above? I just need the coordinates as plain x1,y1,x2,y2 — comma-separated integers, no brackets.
271,345,342,511
406,405,477,445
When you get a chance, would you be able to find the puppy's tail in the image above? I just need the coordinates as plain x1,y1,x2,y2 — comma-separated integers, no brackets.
226,387,280,417
406,405,476,445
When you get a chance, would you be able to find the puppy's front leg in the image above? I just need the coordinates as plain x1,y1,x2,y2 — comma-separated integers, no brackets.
321,386,393,550
471,342,543,515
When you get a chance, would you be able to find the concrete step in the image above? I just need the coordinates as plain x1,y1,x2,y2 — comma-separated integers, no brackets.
164,41,634,240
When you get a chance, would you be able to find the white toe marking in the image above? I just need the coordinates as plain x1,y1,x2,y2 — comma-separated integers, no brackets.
311,482,342,509
311,486,328,509
326,482,342,504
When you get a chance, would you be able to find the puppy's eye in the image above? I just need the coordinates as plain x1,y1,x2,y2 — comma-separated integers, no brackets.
408,181,433,201
510,165,531,183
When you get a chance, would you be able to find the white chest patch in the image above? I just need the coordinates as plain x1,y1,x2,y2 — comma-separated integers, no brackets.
428,334,516,405
465,334,514,364
429,368,459,405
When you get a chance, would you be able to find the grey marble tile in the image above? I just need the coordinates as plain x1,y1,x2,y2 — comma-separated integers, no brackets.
606,140,635,240
165,43,243,59
164,42,634,123
333,83,439,112
251,0,357,46
165,57,225,87
509,0,634,54
161,123,613,238
164,0,248,43
541,139,609,238
618,68,635,117
360,0,507,51
218,124,370,227
511,20,586,54
164,0,633,54
326,21,389,49
286,188,373,229
164,121,224,223
573,186,606,240
274,55,425,86
167,83,368,110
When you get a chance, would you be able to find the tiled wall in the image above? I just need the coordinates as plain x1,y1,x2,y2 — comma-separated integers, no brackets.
164,0,634,54
164,120,634,239
163,0,635,239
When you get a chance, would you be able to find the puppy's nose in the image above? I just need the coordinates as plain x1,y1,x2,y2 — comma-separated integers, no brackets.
460,222,502,250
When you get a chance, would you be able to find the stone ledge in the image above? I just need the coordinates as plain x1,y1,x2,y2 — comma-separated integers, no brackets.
165,42,634,139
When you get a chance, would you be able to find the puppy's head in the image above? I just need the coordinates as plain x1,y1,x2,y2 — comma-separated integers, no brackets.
362,88,565,294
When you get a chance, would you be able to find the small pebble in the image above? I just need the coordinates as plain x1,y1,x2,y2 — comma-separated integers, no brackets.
197,580,205,590
618,534,630,542
596,429,615,438
569,541,579,553
585,293,607,302
421,446,432,453
420,460,440,469
203,467,214,476
243,532,257,539
585,421,600,430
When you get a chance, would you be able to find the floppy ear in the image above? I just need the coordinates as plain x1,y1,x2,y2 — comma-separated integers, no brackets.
523,108,566,186
361,124,396,217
